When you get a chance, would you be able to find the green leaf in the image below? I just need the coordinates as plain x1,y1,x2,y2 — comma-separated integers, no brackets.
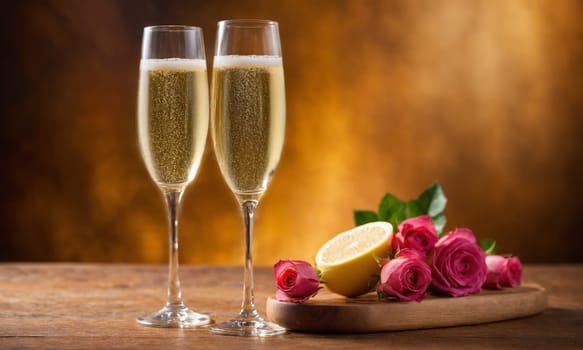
378,194,406,231
432,214,447,236
405,199,423,217
378,194,404,220
354,210,378,226
368,274,381,292
355,183,448,234
416,183,447,217
389,209,407,232
481,238,497,255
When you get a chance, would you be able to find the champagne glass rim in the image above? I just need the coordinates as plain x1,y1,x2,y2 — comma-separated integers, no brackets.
218,19,278,28
144,25,202,32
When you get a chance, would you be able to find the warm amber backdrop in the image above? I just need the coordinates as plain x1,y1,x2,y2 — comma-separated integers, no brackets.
1,0,582,264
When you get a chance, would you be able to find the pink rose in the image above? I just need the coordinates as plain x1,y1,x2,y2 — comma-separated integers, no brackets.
483,255,522,289
430,228,487,297
392,215,438,256
274,260,320,303
377,249,432,302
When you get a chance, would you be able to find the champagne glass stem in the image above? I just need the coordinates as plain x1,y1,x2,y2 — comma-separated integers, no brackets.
136,187,211,327
165,189,184,307
240,200,259,319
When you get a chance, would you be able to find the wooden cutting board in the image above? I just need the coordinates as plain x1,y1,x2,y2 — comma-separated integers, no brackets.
266,284,547,333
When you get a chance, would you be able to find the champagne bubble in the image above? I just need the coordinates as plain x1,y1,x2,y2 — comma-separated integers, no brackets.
138,59,209,187
211,56,285,196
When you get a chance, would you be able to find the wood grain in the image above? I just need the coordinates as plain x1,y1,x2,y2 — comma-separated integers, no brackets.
266,285,547,333
0,264,581,349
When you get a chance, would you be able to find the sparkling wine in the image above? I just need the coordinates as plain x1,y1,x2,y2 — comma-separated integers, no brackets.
211,55,285,198
138,58,208,187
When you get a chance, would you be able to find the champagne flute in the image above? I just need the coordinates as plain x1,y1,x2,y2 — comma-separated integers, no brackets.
209,19,286,336
136,25,211,328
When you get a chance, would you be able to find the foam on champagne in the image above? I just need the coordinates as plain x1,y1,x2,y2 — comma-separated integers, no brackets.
140,58,207,71
213,55,282,68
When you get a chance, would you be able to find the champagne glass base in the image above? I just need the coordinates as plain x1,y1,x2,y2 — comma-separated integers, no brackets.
209,316,286,337
137,303,212,328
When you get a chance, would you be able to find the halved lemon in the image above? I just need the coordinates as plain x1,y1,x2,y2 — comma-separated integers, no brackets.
315,222,393,297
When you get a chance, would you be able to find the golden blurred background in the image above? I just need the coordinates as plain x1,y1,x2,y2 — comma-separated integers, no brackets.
1,0,582,264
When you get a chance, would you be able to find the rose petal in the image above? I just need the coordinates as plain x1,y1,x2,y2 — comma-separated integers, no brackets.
501,256,522,287
430,228,487,297
378,255,431,302
275,289,312,303
484,255,522,289
273,259,320,303
397,248,426,261
393,215,438,256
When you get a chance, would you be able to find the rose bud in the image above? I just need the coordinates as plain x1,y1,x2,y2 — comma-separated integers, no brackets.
430,228,488,297
483,255,522,289
392,215,438,257
274,260,320,303
377,249,432,302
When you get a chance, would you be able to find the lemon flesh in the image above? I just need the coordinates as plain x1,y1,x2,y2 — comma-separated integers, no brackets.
316,222,393,297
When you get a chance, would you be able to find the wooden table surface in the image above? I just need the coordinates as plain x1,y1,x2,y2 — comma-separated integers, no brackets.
0,263,581,349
